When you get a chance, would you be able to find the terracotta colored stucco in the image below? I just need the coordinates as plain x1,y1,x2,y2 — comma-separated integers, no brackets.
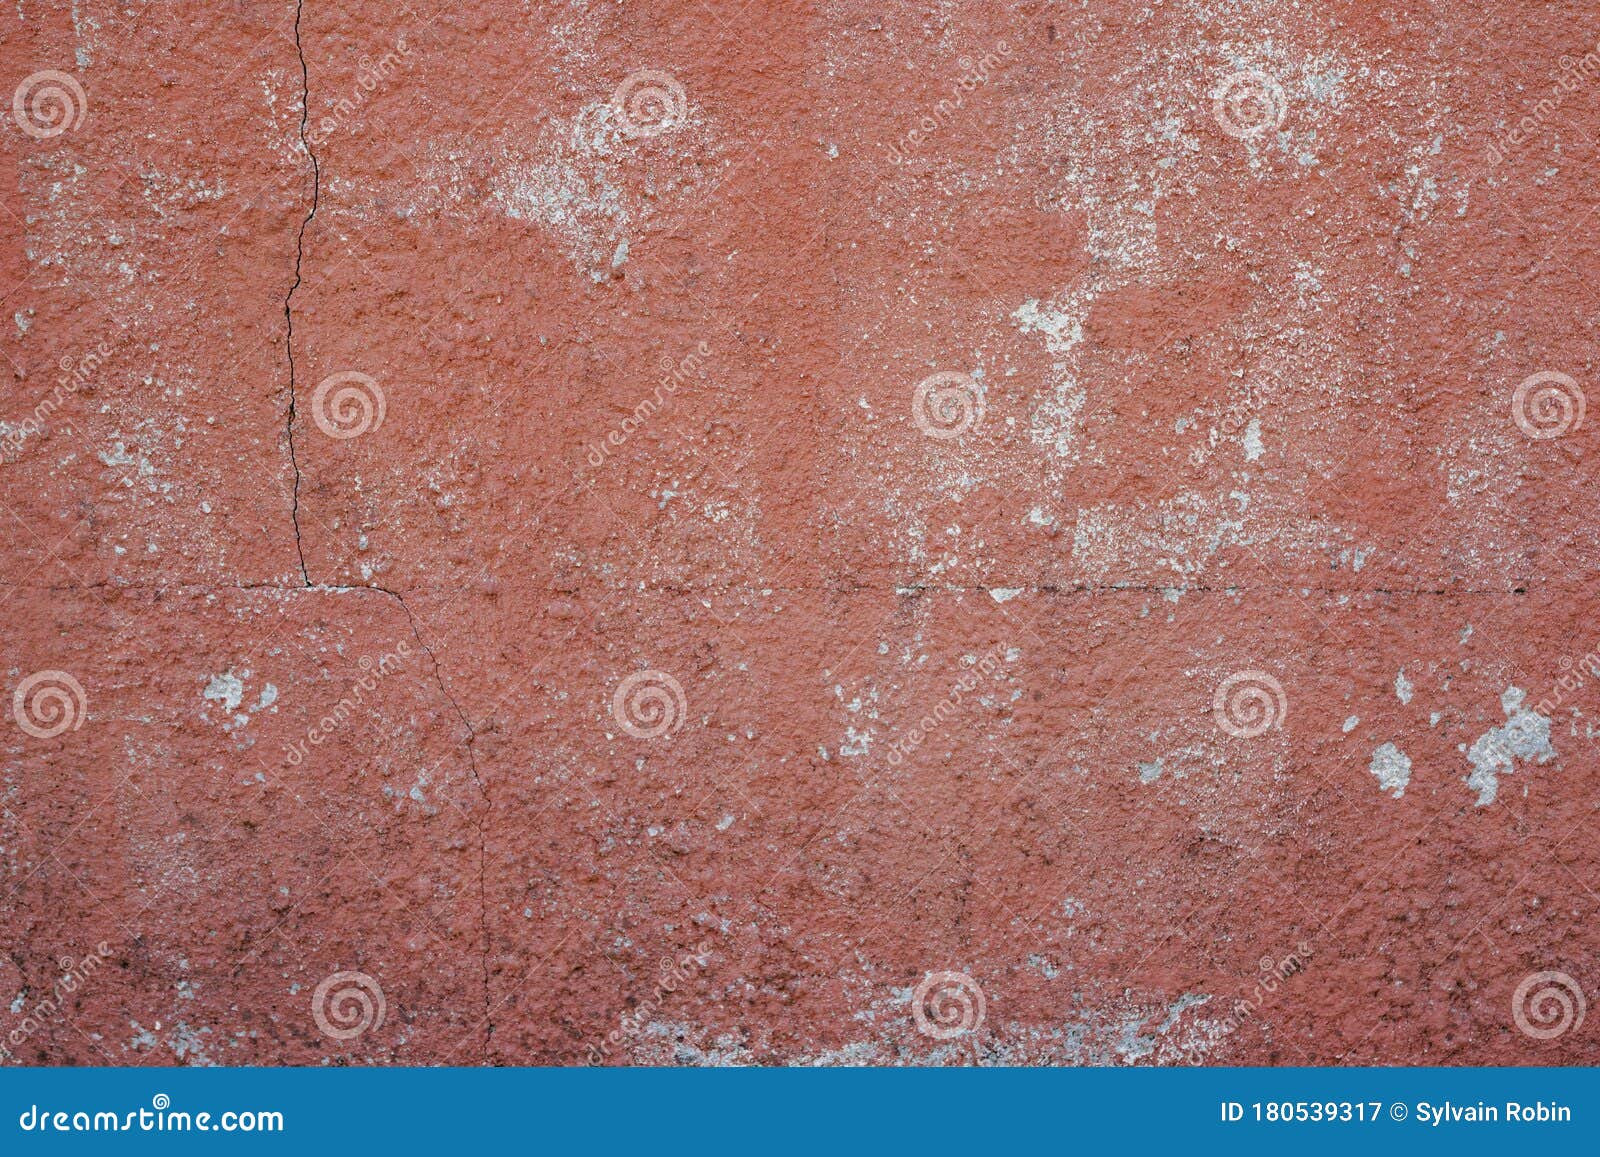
3,0,1598,1065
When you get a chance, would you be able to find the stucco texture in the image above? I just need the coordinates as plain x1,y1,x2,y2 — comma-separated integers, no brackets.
2,0,1598,1065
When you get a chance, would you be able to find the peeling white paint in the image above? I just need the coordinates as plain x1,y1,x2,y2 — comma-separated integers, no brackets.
1369,742,1411,798
1242,418,1264,461
1394,669,1413,705
1464,687,1556,806
202,672,244,713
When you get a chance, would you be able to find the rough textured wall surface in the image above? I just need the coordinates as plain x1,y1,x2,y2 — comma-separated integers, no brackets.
2,0,1598,1067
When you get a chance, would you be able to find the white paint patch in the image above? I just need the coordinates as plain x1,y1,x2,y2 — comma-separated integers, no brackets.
1464,687,1556,806
1342,715,1359,733
1070,491,1349,583
1242,418,1264,461
488,134,629,282
413,98,719,283
1394,669,1413,705
1011,299,1083,355
202,673,244,713
1138,759,1163,784
989,587,1024,604
839,726,872,757
1369,742,1411,798
1030,377,1087,461
1012,294,1093,465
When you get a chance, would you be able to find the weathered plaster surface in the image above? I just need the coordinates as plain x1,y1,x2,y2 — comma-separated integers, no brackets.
2,0,1598,1066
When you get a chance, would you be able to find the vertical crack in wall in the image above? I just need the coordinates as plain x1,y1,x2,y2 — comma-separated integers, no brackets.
283,5,492,1058
284,0,317,588
378,585,496,1061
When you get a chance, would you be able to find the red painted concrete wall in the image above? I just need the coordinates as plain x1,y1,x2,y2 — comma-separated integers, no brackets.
3,0,1598,1065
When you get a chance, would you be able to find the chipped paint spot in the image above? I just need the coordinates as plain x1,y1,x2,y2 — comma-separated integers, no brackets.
1242,418,1264,460
1370,742,1411,798
201,672,245,713
1011,299,1083,354
1394,669,1413,705
1464,687,1556,806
